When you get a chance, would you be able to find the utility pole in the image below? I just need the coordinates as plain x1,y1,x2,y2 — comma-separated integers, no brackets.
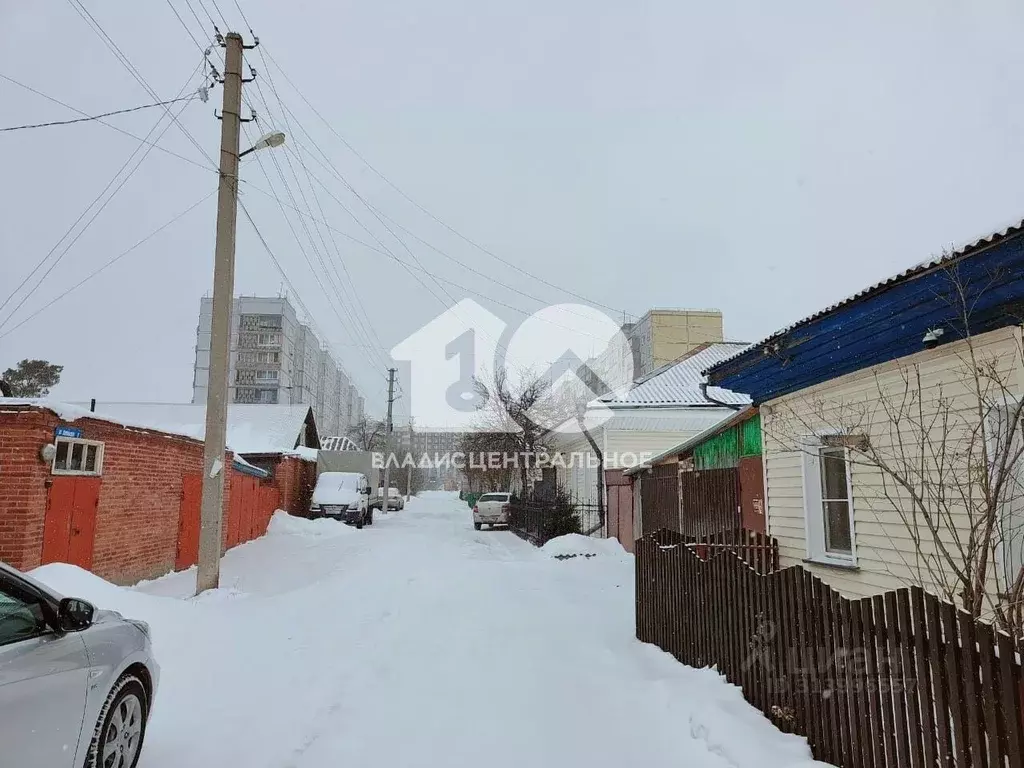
381,368,396,513
196,33,246,594
406,418,414,500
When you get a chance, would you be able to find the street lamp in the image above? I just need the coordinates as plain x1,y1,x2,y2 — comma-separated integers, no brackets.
197,32,286,595
239,131,286,158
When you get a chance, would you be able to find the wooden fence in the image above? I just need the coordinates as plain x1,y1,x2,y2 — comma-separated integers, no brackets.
640,463,679,535
635,528,1024,768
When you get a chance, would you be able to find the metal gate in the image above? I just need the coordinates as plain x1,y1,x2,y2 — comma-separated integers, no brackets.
679,467,739,536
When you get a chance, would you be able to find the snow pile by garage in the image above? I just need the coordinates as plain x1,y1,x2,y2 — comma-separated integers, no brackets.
266,509,355,538
541,533,630,559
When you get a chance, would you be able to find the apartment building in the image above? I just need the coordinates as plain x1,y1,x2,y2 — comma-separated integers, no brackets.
625,309,724,377
192,296,361,437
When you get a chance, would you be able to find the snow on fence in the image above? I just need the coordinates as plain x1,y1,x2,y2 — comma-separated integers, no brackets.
635,528,1024,768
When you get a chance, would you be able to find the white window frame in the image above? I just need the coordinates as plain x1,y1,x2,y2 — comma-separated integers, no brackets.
52,437,105,477
800,434,857,567
987,402,1024,591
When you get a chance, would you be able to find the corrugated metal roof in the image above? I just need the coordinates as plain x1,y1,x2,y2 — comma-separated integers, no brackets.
606,409,738,433
600,342,752,406
705,219,1024,375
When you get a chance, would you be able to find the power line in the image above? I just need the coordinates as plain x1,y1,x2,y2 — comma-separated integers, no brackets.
0,93,196,133
0,61,205,327
241,122,393,376
181,0,210,41
290,137,607,324
239,176,615,341
236,59,482,357
165,14,391,389
0,73,216,173
162,0,206,52
262,49,632,319
231,0,253,31
65,0,217,168
243,58,392,372
0,190,215,340
0,92,201,332
238,200,392,394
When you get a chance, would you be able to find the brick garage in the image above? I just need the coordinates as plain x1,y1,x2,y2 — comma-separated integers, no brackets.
0,403,297,584
242,453,317,516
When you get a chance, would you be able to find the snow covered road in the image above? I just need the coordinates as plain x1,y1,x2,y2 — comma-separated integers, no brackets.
32,492,824,768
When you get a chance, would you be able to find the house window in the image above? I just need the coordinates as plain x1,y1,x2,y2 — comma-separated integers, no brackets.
255,370,279,381
802,438,856,565
820,447,853,555
256,332,281,348
52,438,104,476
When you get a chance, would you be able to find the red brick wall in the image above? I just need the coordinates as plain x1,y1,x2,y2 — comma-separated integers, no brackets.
0,411,51,568
0,408,247,584
241,455,317,516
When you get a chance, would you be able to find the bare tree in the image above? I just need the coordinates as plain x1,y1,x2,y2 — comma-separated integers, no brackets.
765,262,1024,636
346,417,388,452
462,366,607,529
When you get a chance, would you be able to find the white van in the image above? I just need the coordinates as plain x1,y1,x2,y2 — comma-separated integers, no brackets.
309,472,373,528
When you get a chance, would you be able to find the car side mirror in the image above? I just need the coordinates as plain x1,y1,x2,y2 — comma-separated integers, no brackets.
362,487,371,494
57,597,95,632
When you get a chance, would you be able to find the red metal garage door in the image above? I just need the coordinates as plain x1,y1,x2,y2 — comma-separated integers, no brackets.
42,476,100,570
175,474,202,570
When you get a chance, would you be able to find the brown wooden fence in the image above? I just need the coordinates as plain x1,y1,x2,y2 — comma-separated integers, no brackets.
635,528,1024,768
640,463,679,535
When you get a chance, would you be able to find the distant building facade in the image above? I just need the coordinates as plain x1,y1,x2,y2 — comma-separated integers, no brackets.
192,296,361,437
624,309,724,377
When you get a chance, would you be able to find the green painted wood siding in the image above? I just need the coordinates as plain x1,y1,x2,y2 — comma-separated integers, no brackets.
692,413,761,470
741,413,762,457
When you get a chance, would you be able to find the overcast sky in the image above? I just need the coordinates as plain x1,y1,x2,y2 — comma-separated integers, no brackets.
3,0,1024,422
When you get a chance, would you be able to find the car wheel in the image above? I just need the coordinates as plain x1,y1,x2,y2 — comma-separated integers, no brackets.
85,673,149,768
366,510,373,526
474,522,482,530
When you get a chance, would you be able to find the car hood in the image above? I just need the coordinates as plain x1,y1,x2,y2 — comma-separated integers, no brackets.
312,489,361,505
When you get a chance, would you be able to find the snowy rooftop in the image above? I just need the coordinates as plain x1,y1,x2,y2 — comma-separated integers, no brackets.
599,342,752,407
704,217,1024,375
3,400,316,456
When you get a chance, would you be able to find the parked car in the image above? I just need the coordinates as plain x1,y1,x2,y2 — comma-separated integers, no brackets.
0,561,159,768
473,492,512,529
370,487,405,511
309,471,373,528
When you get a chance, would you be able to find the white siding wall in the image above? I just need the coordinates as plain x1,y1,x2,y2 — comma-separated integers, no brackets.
604,429,711,468
762,326,1024,601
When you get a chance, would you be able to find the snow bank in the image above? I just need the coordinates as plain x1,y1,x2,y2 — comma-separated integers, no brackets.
541,533,629,559
266,509,356,538
29,562,127,602
673,665,823,768
25,491,829,768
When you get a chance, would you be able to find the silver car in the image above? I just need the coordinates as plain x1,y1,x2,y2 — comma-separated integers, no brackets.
0,561,159,768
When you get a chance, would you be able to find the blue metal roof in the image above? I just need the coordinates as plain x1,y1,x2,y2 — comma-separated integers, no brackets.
705,221,1024,403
